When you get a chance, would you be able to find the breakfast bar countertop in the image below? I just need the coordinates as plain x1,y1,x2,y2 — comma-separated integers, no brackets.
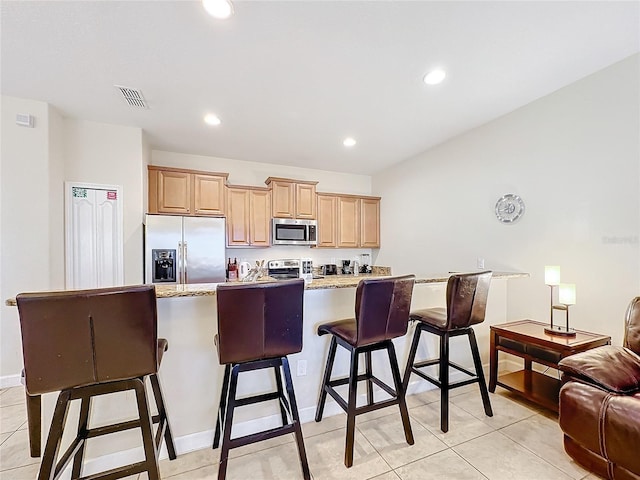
5,271,529,305
149,271,528,299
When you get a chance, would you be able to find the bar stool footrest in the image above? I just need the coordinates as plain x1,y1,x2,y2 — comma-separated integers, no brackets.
229,424,296,450
78,460,147,480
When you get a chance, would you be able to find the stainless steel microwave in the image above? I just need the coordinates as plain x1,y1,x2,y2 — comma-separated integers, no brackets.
272,218,317,246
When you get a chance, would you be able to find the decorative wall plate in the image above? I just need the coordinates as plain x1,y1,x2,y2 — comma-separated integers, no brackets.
495,194,525,223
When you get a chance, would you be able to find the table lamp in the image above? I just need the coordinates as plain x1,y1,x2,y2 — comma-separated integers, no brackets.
545,280,577,337
544,266,560,330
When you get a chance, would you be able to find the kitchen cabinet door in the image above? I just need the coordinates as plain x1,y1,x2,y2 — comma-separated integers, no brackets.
337,196,360,248
194,174,226,216
156,169,191,214
296,183,317,219
317,194,337,247
270,180,295,218
226,188,250,246
249,189,271,246
360,197,380,248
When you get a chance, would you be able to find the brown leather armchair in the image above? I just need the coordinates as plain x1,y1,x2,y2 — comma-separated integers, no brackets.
558,297,640,480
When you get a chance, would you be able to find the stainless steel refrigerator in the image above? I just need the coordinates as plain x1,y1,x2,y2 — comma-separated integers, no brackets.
144,214,226,284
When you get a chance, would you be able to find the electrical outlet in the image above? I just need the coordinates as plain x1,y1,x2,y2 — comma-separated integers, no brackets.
477,257,485,269
297,360,307,377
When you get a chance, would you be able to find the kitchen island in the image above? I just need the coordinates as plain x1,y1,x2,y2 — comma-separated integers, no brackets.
6,271,527,472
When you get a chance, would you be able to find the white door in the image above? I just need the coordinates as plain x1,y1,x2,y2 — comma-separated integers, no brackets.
66,183,123,289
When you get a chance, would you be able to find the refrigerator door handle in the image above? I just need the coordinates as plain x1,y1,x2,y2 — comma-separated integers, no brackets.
183,241,188,284
178,241,183,284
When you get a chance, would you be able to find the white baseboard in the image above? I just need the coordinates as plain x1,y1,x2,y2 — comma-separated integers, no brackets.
0,374,21,389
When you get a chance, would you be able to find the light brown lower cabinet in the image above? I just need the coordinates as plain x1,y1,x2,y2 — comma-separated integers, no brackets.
226,187,271,246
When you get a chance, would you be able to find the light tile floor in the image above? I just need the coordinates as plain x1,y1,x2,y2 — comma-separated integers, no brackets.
0,384,600,480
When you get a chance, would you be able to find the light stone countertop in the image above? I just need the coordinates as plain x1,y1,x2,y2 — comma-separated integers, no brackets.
152,271,528,298
5,271,529,305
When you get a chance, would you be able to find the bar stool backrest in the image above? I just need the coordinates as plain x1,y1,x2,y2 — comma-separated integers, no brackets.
446,271,492,330
216,278,305,364
624,296,640,354
16,285,159,396
355,275,415,346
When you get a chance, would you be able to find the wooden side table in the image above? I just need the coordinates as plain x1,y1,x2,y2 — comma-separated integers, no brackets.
489,319,610,412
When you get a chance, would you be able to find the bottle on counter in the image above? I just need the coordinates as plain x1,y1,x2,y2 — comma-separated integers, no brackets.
228,258,238,281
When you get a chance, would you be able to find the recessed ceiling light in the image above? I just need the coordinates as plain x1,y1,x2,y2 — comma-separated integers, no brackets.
343,137,357,147
204,113,221,126
423,69,446,85
202,0,234,19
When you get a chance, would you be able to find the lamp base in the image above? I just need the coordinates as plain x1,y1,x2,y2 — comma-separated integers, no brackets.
544,325,576,337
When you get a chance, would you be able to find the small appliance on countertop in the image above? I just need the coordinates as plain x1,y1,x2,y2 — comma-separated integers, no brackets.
321,264,337,276
341,260,352,275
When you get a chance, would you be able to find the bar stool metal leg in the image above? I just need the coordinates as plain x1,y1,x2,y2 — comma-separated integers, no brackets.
281,357,311,480
71,397,90,479
213,364,231,449
38,391,72,480
149,373,177,460
365,351,374,405
274,365,289,426
402,323,422,391
218,364,240,480
386,341,414,445
345,347,360,468
439,333,449,433
468,329,493,417
133,378,160,480
26,392,41,458
315,336,338,422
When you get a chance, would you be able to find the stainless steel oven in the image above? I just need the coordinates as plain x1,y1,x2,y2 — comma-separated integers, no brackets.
267,259,301,280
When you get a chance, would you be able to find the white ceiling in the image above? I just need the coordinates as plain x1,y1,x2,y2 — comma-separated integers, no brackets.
2,1,638,175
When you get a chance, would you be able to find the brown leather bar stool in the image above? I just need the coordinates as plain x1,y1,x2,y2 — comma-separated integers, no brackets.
212,278,310,480
402,271,493,433
15,285,176,480
315,275,416,468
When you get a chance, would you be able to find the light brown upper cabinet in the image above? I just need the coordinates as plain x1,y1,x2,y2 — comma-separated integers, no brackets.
226,186,271,247
360,197,380,248
316,194,337,247
148,166,227,216
337,196,360,248
265,177,318,219
317,194,380,248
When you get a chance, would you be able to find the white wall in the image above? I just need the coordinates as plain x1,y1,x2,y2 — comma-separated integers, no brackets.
64,119,145,285
373,54,640,345
1,96,55,379
152,150,372,195
0,105,146,382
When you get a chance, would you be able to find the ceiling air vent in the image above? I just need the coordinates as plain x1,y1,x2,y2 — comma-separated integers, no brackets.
114,85,149,109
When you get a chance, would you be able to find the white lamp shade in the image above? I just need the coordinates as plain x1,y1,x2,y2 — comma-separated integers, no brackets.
559,284,576,305
544,266,561,286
